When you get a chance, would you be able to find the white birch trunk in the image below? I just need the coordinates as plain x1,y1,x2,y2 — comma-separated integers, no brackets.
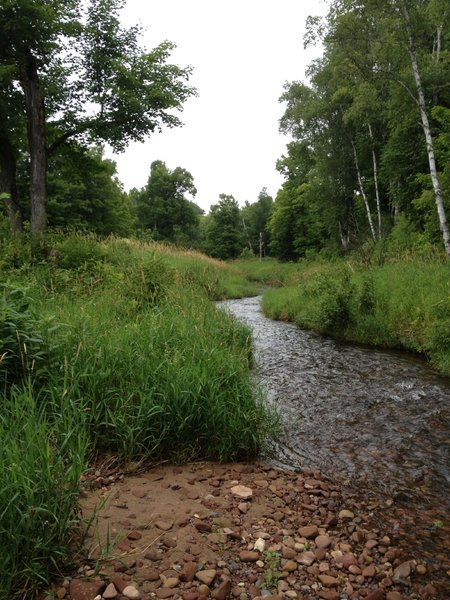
368,123,383,240
399,1,450,257
352,138,377,241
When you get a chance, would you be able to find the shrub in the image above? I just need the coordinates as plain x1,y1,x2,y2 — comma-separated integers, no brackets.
0,283,56,387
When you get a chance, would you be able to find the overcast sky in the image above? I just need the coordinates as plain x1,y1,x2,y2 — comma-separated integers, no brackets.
106,0,327,212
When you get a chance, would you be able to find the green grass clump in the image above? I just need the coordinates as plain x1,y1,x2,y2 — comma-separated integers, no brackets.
0,233,278,598
233,258,303,287
0,385,87,599
261,259,450,374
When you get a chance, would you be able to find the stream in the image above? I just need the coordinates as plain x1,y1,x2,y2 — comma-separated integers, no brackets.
218,296,450,522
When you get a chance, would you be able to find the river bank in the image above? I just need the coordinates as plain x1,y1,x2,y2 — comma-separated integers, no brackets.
49,461,449,600
235,258,450,376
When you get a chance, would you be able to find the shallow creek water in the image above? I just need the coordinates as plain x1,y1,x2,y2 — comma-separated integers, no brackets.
218,296,450,519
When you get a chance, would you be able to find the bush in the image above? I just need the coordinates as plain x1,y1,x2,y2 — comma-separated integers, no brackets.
56,234,107,269
0,283,56,387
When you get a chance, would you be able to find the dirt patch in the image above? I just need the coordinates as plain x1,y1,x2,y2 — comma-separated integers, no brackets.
53,462,449,600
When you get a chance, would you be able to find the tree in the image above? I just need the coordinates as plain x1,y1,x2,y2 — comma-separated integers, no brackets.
46,145,134,236
0,0,196,236
275,0,449,255
241,188,274,257
203,195,244,260
135,161,200,244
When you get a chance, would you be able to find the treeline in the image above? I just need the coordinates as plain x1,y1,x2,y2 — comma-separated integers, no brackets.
272,0,449,259
2,0,448,262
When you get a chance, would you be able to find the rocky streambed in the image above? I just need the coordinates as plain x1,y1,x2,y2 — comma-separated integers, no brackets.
53,461,449,600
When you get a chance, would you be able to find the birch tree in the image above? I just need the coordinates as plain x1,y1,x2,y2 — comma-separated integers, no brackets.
392,0,450,256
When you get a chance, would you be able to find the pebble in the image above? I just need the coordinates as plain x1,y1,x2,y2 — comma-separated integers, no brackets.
211,578,231,600
392,561,410,583
283,560,298,572
338,509,355,520
298,525,319,540
195,570,217,585
156,589,178,599
102,584,118,599
122,586,141,600
155,520,174,531
239,551,260,562
318,575,339,587
364,590,385,600
297,551,316,566
180,562,198,582
69,580,106,600
315,534,331,549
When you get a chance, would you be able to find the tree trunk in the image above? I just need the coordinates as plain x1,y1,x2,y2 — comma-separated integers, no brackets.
351,138,377,241
0,134,23,234
399,1,450,257
368,123,382,240
20,47,47,236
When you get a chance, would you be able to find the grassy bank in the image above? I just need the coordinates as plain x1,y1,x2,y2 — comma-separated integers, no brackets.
0,234,278,598
255,257,450,375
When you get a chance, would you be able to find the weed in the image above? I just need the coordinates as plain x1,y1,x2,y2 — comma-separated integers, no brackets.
262,551,281,590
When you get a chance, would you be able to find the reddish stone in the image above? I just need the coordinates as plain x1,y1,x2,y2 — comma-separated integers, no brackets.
180,562,198,582
364,590,385,600
211,579,231,600
69,579,106,600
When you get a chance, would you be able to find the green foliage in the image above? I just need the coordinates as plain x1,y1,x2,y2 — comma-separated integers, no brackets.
261,256,450,374
274,0,450,256
203,194,244,260
46,145,135,236
0,0,196,234
240,188,274,256
0,385,87,598
263,551,282,589
311,272,354,331
55,234,107,270
134,160,200,244
0,283,55,386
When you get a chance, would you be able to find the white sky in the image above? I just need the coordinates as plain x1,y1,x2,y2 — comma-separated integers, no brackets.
106,0,327,212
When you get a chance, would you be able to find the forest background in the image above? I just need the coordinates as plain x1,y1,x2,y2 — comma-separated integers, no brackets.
1,0,449,262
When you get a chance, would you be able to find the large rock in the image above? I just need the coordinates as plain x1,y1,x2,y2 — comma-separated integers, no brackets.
69,580,106,600
230,485,253,499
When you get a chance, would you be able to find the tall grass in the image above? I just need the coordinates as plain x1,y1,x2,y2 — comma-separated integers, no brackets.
0,385,87,599
0,233,278,598
261,259,450,374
